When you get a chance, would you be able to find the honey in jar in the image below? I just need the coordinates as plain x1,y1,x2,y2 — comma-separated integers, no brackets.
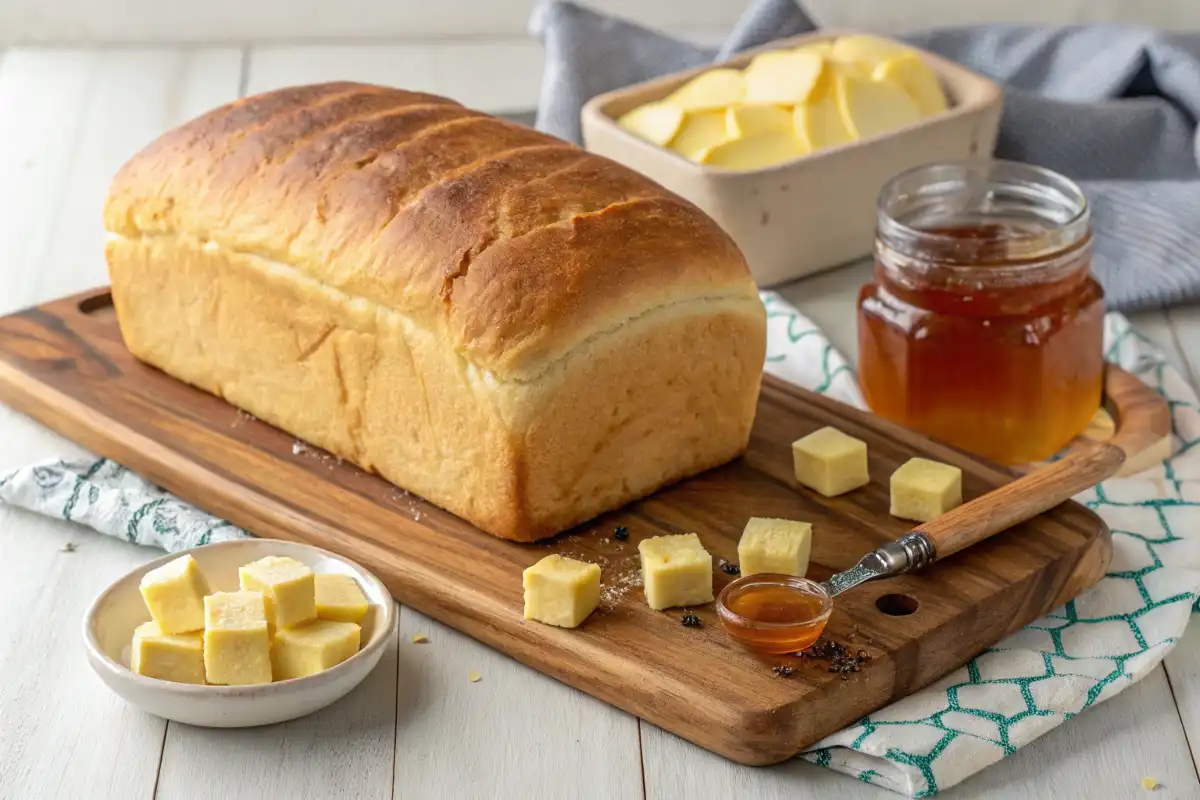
858,160,1103,465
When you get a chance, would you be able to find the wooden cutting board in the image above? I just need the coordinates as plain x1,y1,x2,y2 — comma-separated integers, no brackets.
0,289,1147,766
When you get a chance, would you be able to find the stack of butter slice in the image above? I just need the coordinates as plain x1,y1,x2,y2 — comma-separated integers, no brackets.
617,35,948,171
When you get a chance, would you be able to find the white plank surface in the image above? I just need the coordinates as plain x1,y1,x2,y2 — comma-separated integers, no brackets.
7,0,1200,44
0,0,742,44
0,45,242,800
393,609,642,799
0,507,165,800
247,42,547,112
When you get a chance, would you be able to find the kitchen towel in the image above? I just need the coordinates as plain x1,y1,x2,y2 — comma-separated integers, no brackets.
531,0,1200,313
3,295,1199,796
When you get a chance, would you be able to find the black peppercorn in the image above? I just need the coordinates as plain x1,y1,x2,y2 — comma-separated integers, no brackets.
613,525,629,541
772,665,795,677
681,613,702,628
721,562,740,575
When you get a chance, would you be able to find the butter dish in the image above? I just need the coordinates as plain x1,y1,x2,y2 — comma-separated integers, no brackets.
83,538,395,727
581,29,1004,286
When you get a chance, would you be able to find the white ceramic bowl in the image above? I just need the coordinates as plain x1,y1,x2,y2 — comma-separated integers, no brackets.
83,538,396,727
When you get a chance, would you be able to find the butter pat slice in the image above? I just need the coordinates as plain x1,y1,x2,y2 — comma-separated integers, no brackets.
522,554,602,628
131,621,205,684
743,50,824,105
139,554,211,634
725,104,792,139
664,68,745,111
239,555,316,631
738,518,812,578
794,78,854,152
314,573,369,623
830,35,907,69
794,41,834,57
272,619,361,680
670,110,728,161
891,458,963,522
617,102,685,147
874,52,947,116
792,426,870,497
836,73,921,140
700,131,807,170
638,533,713,611
203,591,272,686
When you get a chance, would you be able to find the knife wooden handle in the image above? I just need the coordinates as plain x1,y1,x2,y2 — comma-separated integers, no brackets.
913,442,1125,560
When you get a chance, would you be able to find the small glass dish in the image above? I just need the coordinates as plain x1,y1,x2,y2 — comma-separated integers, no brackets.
716,574,834,655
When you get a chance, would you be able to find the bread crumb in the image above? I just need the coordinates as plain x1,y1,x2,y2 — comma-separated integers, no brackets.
292,441,310,456
411,633,429,644
468,671,481,683
1141,777,1158,790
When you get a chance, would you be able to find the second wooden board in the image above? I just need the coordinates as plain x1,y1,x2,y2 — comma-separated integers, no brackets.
0,289,1125,765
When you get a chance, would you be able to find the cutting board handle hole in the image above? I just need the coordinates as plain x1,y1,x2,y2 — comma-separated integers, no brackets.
78,292,114,315
875,593,919,616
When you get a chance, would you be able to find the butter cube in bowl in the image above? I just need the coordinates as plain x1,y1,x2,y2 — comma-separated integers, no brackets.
581,30,1004,286
83,538,395,728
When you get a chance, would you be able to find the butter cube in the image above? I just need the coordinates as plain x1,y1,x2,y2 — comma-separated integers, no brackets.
271,620,361,681
203,591,272,686
638,533,713,611
139,554,211,634
239,556,316,631
738,518,813,577
130,621,205,684
891,458,963,522
315,574,369,623
792,427,870,497
522,555,602,629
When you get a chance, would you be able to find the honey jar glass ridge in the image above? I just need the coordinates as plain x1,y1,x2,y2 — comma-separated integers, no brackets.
858,160,1103,465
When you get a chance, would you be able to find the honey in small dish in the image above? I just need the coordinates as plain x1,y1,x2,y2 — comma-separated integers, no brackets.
716,575,833,655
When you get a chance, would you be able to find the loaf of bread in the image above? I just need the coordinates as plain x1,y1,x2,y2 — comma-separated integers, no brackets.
104,82,767,541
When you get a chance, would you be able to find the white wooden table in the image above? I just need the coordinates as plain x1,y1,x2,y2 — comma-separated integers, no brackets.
3,42,1200,800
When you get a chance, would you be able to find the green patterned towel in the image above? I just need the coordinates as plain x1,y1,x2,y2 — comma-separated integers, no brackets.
2,291,1198,796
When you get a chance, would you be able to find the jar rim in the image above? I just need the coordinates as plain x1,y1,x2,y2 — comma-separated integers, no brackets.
876,159,1090,279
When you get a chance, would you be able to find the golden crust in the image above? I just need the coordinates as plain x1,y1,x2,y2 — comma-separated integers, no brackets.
104,83,767,540
104,82,754,377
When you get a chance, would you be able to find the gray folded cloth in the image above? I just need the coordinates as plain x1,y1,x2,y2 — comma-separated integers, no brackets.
529,0,1200,312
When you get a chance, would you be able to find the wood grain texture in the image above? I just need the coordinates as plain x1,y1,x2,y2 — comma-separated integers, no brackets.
0,289,1114,766
0,506,166,800
918,443,1122,560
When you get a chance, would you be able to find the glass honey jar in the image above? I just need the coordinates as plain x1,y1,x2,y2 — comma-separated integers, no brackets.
858,160,1103,465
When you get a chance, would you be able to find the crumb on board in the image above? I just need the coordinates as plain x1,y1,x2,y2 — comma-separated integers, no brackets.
597,566,643,611
411,633,429,644
468,672,482,683
61,543,76,553
1142,777,1158,790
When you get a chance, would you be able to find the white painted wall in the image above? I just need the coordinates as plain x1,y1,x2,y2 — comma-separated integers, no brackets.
2,0,1199,44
